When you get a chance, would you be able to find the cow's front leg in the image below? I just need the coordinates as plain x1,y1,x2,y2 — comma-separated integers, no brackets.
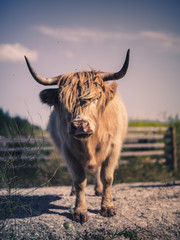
100,154,117,217
64,148,88,223
74,178,88,223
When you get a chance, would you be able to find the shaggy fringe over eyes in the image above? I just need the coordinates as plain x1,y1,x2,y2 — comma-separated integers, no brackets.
58,71,105,113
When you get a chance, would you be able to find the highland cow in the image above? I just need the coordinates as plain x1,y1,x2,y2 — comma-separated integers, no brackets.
25,49,129,223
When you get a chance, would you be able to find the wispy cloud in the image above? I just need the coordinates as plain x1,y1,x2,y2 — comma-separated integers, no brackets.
39,26,137,43
141,31,180,53
0,43,38,62
39,25,180,54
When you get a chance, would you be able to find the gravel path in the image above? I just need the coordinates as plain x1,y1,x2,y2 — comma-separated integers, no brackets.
0,182,180,239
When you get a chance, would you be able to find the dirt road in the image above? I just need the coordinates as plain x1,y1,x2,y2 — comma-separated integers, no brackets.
1,182,180,239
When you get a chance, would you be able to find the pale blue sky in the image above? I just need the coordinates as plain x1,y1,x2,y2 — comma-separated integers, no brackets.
0,0,180,128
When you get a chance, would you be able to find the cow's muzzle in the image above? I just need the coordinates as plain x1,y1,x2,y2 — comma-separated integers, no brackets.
71,120,93,139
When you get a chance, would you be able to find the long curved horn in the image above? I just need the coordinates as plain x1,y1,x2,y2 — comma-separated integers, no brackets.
24,56,61,86
100,49,130,81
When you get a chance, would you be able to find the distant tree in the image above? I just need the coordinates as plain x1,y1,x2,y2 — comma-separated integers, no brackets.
0,107,42,137
168,114,180,124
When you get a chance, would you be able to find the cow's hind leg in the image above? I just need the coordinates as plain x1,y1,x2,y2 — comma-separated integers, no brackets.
94,166,103,196
70,182,76,196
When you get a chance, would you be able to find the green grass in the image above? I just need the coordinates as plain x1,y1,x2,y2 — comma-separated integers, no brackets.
114,157,174,184
128,120,169,127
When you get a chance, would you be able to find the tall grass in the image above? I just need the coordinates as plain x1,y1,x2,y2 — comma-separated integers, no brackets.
0,123,62,239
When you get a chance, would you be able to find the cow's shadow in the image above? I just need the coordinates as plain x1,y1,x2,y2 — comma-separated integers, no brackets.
0,194,73,220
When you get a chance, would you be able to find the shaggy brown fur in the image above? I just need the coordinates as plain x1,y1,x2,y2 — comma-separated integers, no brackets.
58,71,117,115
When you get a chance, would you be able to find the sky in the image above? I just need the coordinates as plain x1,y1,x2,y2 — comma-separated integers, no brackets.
0,0,180,129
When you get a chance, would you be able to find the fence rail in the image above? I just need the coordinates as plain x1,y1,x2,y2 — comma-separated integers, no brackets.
121,126,177,170
0,126,177,170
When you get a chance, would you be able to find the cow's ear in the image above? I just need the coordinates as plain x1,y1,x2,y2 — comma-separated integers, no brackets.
40,89,59,106
105,82,117,105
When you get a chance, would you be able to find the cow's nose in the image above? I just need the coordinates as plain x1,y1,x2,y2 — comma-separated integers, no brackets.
71,121,79,132
71,120,91,135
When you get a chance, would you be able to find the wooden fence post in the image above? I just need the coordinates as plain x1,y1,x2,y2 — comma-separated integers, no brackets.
172,126,177,171
166,126,177,171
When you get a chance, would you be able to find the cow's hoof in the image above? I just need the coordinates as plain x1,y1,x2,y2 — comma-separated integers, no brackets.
100,207,116,217
73,212,88,224
95,190,102,196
